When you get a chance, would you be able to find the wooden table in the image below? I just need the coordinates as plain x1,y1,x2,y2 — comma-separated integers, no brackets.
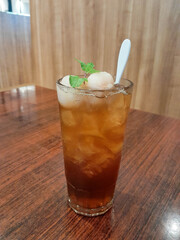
0,86,179,240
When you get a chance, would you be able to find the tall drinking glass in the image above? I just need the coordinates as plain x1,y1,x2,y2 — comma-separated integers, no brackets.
56,78,133,216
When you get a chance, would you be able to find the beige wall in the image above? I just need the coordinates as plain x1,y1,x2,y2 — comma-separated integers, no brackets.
0,12,33,89
0,1,179,118
30,0,180,119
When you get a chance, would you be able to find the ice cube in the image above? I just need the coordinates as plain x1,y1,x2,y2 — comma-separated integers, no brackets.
86,94,107,108
108,93,125,110
57,75,82,108
104,138,124,154
101,109,127,139
109,110,127,127
87,72,114,90
102,123,125,155
61,110,77,126
64,145,84,164
82,150,114,177
78,135,114,162
79,113,102,137
78,136,98,157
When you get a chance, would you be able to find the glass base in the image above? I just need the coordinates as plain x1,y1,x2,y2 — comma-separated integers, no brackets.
68,198,113,217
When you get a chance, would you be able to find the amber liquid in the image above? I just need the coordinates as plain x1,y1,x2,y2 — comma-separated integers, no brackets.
58,90,131,212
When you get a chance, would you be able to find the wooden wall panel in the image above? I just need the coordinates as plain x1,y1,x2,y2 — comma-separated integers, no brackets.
0,12,33,90
30,0,180,118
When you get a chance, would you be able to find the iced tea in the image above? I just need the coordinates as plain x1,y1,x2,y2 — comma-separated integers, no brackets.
56,78,133,216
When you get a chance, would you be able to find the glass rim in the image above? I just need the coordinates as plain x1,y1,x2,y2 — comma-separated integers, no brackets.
56,76,133,94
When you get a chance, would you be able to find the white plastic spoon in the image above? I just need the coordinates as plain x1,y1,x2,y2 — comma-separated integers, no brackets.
115,39,131,84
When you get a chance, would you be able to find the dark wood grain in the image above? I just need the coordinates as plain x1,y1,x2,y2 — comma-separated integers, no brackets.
0,86,179,240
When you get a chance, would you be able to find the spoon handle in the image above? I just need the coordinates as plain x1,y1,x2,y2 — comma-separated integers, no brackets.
115,39,131,84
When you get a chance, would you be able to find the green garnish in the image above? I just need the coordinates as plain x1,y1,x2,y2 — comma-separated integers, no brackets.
69,75,88,88
69,59,99,88
75,59,99,74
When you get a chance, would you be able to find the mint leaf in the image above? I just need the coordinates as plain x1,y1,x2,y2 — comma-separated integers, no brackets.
69,75,88,88
76,59,99,74
76,59,87,72
68,59,99,87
